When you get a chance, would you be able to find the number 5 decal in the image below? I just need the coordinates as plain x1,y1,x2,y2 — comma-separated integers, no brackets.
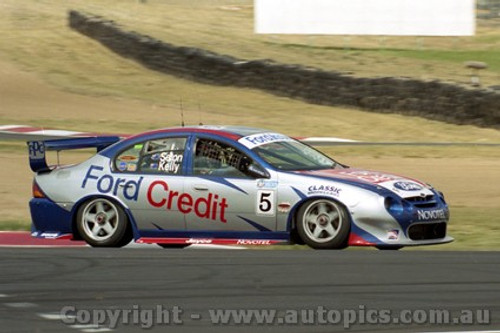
257,190,275,216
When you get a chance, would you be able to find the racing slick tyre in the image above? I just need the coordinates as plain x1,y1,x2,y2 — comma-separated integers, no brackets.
289,229,306,245
76,198,132,247
297,199,350,249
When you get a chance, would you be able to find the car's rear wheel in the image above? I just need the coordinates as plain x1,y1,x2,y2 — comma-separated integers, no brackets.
77,198,132,247
297,199,350,249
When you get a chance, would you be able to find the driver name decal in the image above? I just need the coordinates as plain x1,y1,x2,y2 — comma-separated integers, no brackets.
158,151,183,173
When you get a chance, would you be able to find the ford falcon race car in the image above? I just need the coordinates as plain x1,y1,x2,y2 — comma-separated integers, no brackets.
27,126,453,249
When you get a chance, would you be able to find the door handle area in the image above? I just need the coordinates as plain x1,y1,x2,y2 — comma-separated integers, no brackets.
193,184,209,191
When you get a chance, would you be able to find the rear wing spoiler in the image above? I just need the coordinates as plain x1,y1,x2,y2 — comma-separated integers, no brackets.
28,136,121,173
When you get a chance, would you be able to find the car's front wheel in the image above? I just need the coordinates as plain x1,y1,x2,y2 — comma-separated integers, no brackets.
297,199,350,249
76,198,132,247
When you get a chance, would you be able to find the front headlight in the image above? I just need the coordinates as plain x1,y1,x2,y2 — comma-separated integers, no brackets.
437,191,446,204
384,197,404,215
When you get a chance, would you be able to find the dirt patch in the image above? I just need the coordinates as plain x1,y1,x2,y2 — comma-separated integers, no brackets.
0,58,173,130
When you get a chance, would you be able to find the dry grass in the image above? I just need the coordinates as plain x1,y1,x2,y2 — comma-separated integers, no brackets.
0,0,499,249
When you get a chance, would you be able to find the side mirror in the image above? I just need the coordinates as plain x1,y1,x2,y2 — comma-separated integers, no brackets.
247,163,270,179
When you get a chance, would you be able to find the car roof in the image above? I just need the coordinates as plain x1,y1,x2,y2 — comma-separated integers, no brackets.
129,125,272,141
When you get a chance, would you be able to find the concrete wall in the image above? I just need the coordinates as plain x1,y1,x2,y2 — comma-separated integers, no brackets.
69,10,500,129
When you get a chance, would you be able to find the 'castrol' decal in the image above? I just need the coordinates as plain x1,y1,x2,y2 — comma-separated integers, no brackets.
393,181,423,191
147,180,229,223
338,170,398,184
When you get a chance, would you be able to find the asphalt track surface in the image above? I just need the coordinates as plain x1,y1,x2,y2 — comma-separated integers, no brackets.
1,248,499,333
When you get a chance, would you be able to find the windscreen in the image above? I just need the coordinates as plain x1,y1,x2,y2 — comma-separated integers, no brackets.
252,140,341,171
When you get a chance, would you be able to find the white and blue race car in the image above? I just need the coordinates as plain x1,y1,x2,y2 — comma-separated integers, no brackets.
27,126,453,249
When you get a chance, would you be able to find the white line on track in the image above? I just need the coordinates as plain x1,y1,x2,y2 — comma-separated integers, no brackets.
70,325,112,332
38,313,75,320
418,331,500,333
0,245,88,248
4,302,37,308
0,243,246,249
0,231,246,249
38,313,113,332
38,314,113,332
188,244,246,250
125,242,246,250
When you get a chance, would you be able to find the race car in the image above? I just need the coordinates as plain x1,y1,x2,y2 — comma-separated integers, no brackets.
27,126,453,249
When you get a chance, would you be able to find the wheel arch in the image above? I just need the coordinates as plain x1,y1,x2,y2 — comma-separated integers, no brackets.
287,196,352,244
288,196,351,229
70,194,140,241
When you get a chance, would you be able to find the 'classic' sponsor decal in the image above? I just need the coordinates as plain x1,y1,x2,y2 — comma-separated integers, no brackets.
307,184,342,196
147,180,228,223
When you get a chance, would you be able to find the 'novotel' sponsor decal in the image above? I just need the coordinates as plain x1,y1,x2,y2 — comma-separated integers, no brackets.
237,240,272,245
417,209,447,221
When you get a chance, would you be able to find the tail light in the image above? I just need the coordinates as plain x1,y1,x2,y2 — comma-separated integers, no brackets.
32,180,46,198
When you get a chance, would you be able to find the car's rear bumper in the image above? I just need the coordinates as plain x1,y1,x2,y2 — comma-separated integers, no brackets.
30,198,74,238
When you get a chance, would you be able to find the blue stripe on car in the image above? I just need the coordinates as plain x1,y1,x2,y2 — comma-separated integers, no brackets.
291,186,307,199
238,216,272,232
138,229,289,240
199,177,248,194
285,171,394,196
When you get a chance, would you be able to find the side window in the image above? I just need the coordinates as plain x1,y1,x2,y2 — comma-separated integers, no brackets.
114,137,187,174
193,139,254,178
140,137,187,174
115,144,143,172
